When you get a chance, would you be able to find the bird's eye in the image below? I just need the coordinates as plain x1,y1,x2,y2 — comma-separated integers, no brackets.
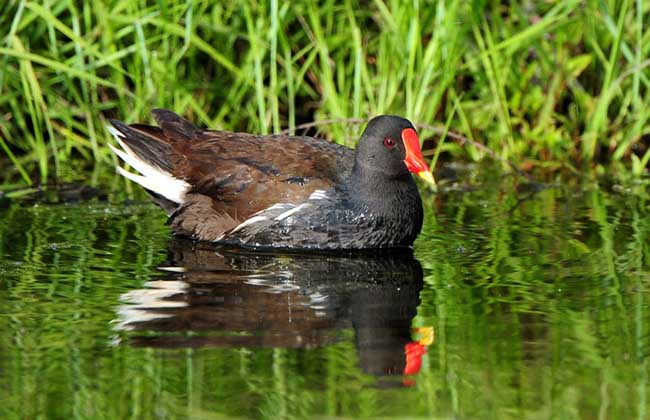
383,137,396,148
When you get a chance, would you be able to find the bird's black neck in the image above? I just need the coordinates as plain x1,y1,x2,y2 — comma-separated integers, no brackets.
346,163,424,244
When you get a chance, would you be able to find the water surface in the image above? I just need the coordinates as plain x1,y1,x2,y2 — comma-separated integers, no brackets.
1,168,649,419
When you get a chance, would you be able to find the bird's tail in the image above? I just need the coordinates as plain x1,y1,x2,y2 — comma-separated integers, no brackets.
108,109,195,212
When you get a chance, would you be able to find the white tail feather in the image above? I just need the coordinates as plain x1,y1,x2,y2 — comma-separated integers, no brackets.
107,125,189,204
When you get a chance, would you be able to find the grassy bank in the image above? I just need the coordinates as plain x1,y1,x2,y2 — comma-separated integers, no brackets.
0,0,649,185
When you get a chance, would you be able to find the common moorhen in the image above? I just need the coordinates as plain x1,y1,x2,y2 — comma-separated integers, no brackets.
108,110,434,250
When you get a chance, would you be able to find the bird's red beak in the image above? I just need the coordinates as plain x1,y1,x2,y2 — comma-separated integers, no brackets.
401,128,435,186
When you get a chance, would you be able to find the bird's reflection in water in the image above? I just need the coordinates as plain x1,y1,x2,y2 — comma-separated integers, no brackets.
116,240,432,384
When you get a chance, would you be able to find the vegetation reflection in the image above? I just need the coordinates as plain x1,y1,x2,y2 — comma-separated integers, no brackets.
1,170,649,418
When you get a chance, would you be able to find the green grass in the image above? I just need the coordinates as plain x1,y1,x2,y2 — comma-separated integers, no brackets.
0,0,649,185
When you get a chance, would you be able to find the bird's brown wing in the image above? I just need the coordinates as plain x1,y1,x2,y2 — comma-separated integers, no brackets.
110,109,354,240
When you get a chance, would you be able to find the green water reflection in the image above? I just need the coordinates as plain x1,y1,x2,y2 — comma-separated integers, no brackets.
1,170,649,419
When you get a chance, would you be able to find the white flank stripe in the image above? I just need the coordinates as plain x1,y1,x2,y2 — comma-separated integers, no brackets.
309,189,328,200
275,203,309,221
254,203,290,215
107,125,190,203
229,215,268,233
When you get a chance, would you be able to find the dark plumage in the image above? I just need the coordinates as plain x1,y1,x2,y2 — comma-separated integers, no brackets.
108,109,434,250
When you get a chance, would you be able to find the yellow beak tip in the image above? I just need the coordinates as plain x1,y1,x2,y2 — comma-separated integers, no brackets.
417,171,436,188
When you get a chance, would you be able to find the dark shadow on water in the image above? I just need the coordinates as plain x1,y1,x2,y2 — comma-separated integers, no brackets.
116,239,427,380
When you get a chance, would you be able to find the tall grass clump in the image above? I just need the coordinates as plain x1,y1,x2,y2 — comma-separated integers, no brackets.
0,0,649,185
